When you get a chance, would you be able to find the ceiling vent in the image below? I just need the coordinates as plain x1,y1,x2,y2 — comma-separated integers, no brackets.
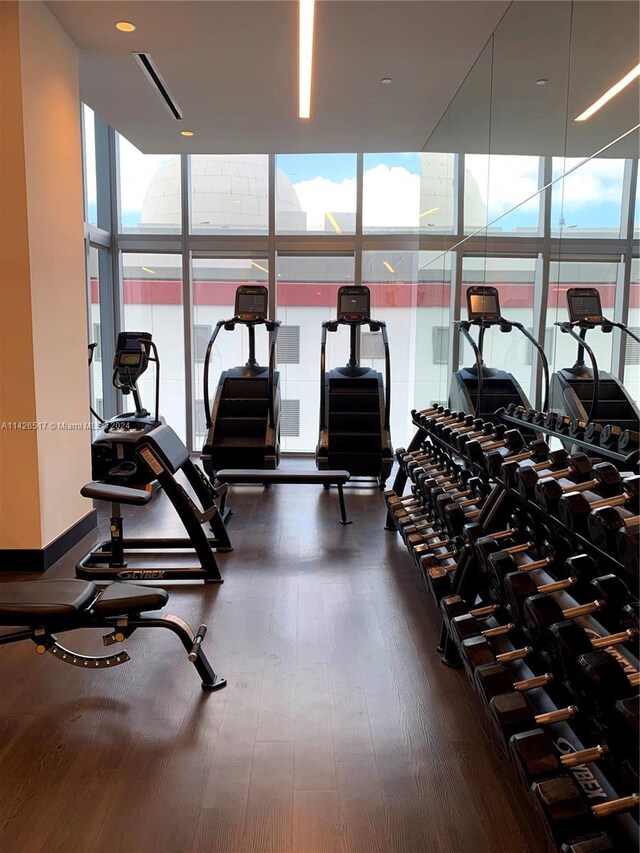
132,53,183,120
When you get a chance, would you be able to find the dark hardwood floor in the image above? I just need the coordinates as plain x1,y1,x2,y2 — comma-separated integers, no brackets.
0,466,553,852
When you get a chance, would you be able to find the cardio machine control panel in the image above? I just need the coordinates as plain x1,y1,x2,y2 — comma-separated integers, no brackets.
235,286,269,323
337,286,371,323
566,287,604,326
466,286,502,324
114,332,152,389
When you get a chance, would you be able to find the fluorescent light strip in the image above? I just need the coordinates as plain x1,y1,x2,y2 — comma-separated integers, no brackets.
325,211,342,234
299,0,315,118
251,261,269,274
141,267,156,274
575,63,640,122
382,261,395,274
419,206,440,218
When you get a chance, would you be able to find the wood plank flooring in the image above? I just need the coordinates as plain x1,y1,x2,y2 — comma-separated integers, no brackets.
0,467,554,852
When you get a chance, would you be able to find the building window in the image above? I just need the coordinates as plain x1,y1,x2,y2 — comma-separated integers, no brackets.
625,329,640,365
276,325,301,365
361,331,385,359
92,323,102,361
432,326,449,365
280,399,300,437
194,324,213,363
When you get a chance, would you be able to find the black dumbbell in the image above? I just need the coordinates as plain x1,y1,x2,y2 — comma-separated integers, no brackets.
617,526,639,575
531,775,638,836
574,650,640,714
516,452,592,498
587,507,639,551
500,448,570,487
474,662,554,707
502,553,599,619
486,548,556,592
543,619,638,683
533,463,622,512
456,422,499,454
522,575,636,637
441,418,484,443
464,429,524,463
489,691,579,739
440,595,501,624
485,438,551,476
558,475,640,531
475,534,535,572
619,429,639,453
510,729,615,786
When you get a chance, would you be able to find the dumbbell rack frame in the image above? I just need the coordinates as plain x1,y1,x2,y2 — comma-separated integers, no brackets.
386,409,639,851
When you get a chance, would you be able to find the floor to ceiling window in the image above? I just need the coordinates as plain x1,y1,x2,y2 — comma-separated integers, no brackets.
121,253,186,442
275,255,355,452
192,257,270,449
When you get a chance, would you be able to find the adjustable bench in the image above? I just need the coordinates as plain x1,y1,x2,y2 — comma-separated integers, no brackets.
0,579,225,691
215,469,352,524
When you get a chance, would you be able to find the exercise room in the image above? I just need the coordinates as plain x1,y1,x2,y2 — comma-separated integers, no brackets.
0,1,638,851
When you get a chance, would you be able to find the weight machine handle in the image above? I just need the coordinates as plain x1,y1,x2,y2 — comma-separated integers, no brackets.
557,321,600,423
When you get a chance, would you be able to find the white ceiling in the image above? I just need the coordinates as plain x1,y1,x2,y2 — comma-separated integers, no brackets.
45,0,510,154
46,0,639,158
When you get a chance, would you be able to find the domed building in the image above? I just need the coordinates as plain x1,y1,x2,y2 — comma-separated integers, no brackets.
140,153,304,231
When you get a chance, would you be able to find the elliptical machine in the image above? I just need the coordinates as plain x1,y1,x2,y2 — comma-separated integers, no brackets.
449,286,550,420
549,287,640,438
316,285,393,487
201,285,281,476
91,332,164,487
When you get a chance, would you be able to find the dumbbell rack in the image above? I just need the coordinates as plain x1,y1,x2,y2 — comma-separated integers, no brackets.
386,405,639,852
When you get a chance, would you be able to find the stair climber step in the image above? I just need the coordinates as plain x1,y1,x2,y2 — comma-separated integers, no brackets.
327,432,382,453
214,416,267,438
218,398,269,418
328,452,384,476
329,412,381,432
328,393,381,413
224,378,270,398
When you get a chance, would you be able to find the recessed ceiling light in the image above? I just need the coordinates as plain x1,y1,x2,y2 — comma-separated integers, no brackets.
575,62,640,121
536,78,547,86
115,21,136,32
299,0,316,119
180,130,194,137
382,261,395,273
381,77,393,85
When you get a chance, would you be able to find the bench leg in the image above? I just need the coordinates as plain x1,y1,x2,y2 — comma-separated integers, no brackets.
337,484,352,525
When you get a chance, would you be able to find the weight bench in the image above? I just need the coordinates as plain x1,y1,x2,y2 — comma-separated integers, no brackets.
0,579,226,691
215,469,352,524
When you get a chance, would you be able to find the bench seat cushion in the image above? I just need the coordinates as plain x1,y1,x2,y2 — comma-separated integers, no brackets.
0,580,98,625
81,482,152,505
93,582,168,616
216,469,350,485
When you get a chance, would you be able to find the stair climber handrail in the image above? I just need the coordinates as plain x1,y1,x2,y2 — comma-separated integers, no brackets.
319,322,330,431
266,321,281,430
203,319,233,430
379,321,391,433
557,321,600,424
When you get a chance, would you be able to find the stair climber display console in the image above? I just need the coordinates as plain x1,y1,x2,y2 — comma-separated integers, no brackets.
449,286,550,423
549,287,640,441
201,285,281,476
316,285,393,487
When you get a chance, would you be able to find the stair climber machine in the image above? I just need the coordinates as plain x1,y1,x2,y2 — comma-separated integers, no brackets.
449,285,550,423
201,285,281,477
316,285,393,488
549,287,640,445
90,332,165,488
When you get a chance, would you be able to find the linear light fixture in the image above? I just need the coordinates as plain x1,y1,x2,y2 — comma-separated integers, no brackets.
251,261,269,274
325,211,342,234
419,207,440,218
382,261,395,274
141,267,156,274
299,0,316,119
574,63,640,121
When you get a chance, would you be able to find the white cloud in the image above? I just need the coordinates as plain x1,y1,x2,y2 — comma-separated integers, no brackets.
118,136,175,216
466,155,540,218
293,164,421,230
553,158,625,210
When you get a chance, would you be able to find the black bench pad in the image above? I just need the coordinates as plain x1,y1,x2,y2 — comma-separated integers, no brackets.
0,580,98,624
216,469,350,485
81,482,152,505
93,582,168,616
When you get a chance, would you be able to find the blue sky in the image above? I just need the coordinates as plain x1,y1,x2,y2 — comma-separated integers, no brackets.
276,152,420,182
